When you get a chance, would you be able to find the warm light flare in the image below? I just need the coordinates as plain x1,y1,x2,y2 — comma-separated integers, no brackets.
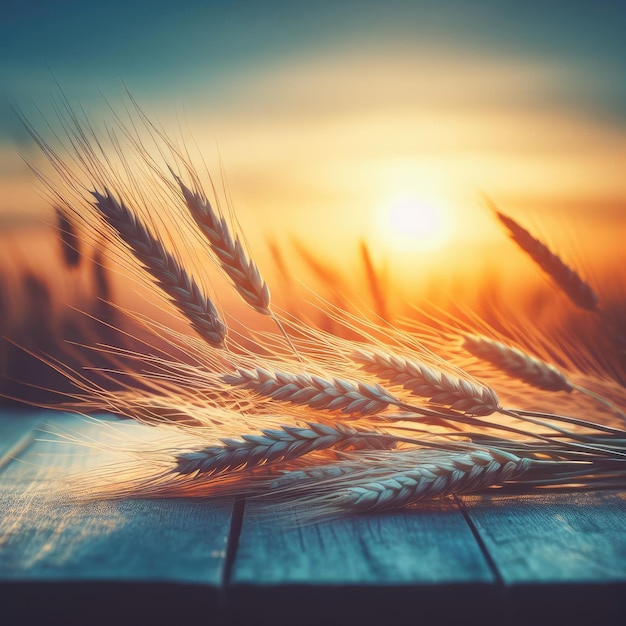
375,196,452,254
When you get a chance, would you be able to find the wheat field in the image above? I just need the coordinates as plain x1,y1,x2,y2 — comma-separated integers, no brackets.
1,96,625,521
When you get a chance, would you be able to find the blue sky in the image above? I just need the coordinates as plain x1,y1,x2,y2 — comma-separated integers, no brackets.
2,1,626,138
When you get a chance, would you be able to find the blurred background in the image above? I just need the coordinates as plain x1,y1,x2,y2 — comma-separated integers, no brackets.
1,0,625,404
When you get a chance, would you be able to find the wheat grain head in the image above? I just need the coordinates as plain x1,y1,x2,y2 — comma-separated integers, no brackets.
92,189,226,348
490,200,599,312
463,334,574,393
174,175,271,315
305,448,530,514
175,422,394,476
223,366,401,416
353,348,500,416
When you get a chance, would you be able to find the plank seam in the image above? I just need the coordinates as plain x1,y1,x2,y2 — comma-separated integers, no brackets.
218,497,245,622
454,494,505,589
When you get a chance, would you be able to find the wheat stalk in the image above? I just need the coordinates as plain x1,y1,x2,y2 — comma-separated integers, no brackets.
92,244,111,302
359,240,388,321
491,203,599,312
55,206,81,269
92,189,226,347
174,175,271,315
0,277,6,331
223,367,403,416
175,422,394,476
462,334,573,393
311,448,530,513
353,349,500,416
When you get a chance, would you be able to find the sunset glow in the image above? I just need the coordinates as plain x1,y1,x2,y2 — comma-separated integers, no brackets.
0,1,624,321
375,196,452,254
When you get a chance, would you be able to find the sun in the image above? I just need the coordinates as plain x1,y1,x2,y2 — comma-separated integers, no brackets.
375,196,452,254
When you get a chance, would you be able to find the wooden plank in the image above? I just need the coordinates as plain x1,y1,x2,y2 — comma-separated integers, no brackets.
0,410,41,462
227,498,498,626
461,490,626,625
0,412,234,626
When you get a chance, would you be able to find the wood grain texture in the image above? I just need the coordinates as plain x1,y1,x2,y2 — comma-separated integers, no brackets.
3,411,626,626
0,412,234,626
461,490,626,625
227,498,497,626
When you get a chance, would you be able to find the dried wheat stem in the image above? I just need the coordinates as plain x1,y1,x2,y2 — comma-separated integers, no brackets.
493,206,599,312
462,334,573,393
92,244,112,301
495,408,626,458
570,385,626,422
174,175,270,315
322,448,530,513
92,189,226,347
353,349,500,416
222,367,401,416
505,407,626,438
175,422,394,476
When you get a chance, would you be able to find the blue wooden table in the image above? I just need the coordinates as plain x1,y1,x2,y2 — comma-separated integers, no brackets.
1,411,625,626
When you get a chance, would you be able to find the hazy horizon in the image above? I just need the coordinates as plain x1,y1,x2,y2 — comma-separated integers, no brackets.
2,1,624,297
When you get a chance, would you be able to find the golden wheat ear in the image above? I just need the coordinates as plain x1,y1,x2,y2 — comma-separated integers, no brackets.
462,334,574,393
92,189,226,348
173,174,270,315
486,197,599,312
174,422,396,477
222,367,400,416
287,448,531,516
459,334,625,419
353,348,500,416
172,172,305,359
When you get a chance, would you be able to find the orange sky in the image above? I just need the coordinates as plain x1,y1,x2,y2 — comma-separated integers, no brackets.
2,13,625,319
